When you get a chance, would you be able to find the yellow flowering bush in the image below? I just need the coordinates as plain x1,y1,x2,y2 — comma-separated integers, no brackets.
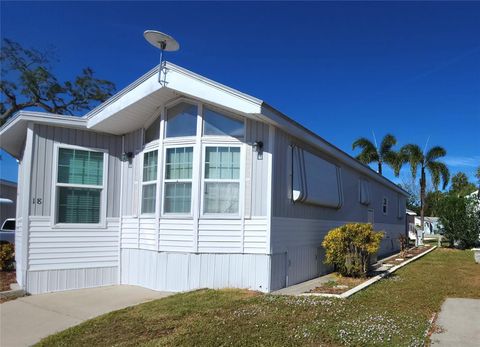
322,223,383,277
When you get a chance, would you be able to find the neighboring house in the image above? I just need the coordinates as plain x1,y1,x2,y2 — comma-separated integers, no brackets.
0,63,408,294
422,217,441,235
406,209,441,240
0,179,17,226
406,209,417,240
468,190,479,211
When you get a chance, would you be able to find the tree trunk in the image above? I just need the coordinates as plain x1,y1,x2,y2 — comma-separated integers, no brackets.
378,161,382,175
418,167,426,246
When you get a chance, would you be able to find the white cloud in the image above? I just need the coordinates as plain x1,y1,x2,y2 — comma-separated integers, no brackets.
443,156,480,168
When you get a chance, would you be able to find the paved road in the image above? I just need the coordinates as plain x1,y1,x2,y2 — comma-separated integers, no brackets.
430,298,480,346
0,285,172,347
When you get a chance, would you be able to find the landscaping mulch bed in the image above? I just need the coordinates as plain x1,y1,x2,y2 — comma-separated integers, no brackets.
381,245,432,267
309,275,368,294
0,270,16,292
308,245,433,295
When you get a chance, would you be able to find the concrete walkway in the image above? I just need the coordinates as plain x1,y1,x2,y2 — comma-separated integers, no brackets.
0,285,172,347
431,298,480,346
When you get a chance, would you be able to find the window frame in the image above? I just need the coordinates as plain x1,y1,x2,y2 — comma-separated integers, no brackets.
382,197,389,215
51,143,108,229
140,148,159,216
164,99,199,140
200,143,244,219
161,144,195,217
202,104,246,140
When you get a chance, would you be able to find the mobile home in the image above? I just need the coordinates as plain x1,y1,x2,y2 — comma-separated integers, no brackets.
0,63,408,294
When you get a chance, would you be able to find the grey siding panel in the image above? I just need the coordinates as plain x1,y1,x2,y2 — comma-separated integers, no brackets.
31,124,122,218
245,119,269,217
272,127,406,226
269,127,406,289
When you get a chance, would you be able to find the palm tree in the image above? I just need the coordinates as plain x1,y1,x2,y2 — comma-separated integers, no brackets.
400,144,450,232
352,134,400,176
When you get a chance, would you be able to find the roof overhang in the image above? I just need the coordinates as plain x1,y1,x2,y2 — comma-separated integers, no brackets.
0,112,86,158
257,104,409,197
0,62,408,197
85,63,263,135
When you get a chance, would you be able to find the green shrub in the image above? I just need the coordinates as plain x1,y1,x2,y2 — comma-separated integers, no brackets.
438,194,480,249
322,223,383,277
0,243,15,270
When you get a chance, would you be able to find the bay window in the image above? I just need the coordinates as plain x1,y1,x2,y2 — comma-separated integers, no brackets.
166,102,197,138
164,147,193,214
203,146,241,214
203,107,244,138
141,150,158,214
55,147,105,224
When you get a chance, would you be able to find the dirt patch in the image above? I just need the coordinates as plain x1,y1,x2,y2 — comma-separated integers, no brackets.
382,245,432,266
309,275,369,294
308,246,433,295
1,270,16,291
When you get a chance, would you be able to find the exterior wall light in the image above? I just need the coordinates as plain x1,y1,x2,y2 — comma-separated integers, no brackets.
122,152,133,162
253,141,264,160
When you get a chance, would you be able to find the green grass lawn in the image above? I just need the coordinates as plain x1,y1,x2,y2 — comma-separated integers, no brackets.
37,249,480,347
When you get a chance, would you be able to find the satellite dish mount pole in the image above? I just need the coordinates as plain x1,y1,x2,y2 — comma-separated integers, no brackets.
158,41,167,84
143,30,180,86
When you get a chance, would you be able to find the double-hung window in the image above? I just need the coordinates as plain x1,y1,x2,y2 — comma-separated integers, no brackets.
141,150,158,214
55,147,105,224
164,147,193,214
203,146,241,215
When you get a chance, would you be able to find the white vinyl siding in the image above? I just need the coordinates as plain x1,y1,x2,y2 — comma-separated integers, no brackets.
141,150,158,215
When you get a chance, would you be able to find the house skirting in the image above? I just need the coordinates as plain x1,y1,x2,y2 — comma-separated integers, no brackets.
26,266,118,294
120,249,271,293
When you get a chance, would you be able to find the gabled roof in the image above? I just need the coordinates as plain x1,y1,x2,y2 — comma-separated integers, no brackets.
0,62,408,196
0,111,87,158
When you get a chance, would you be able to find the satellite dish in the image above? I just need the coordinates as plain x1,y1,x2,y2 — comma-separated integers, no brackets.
144,30,180,84
144,30,180,51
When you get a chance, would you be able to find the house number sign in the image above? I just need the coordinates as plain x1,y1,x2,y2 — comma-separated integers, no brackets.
32,198,42,204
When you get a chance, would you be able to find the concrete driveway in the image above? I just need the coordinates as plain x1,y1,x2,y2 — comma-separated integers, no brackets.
0,285,172,347
430,298,480,346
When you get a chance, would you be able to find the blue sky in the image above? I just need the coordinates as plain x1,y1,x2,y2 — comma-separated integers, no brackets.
1,1,479,186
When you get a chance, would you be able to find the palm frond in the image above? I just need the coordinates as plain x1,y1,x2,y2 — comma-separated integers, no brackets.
427,161,450,190
426,146,447,163
384,151,406,177
379,134,397,158
352,137,379,165
400,144,423,179
352,137,376,151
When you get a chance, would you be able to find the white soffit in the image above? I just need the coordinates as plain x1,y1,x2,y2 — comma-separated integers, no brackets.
87,62,263,134
0,112,86,158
